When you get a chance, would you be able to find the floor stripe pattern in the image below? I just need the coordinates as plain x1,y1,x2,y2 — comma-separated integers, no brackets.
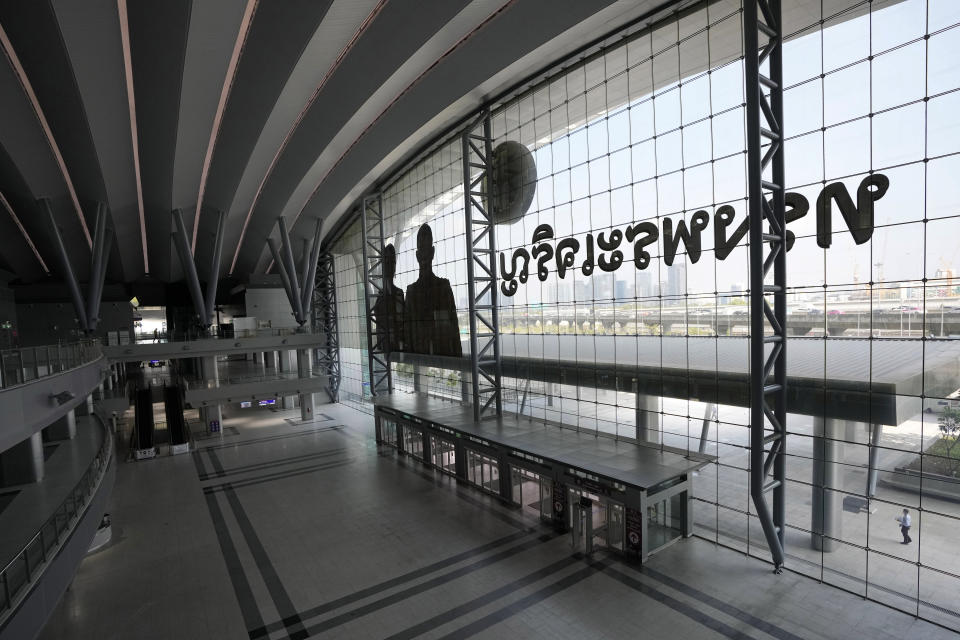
194,409,834,640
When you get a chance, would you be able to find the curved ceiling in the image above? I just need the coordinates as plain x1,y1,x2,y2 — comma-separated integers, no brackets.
0,0,686,287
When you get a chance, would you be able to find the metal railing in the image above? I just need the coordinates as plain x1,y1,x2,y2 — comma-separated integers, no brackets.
0,409,113,622
183,370,327,390
0,339,102,389
129,326,321,345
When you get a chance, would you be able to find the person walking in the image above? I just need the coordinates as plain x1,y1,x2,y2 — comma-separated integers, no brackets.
895,508,912,544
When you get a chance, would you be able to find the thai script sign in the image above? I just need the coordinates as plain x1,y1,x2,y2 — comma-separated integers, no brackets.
499,174,888,296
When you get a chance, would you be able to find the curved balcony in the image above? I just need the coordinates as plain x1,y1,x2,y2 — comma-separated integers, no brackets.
0,409,114,639
0,341,105,455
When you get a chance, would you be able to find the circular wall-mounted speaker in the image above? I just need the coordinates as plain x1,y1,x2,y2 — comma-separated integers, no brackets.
490,141,537,225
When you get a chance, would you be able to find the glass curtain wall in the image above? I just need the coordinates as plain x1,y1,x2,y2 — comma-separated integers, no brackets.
332,218,370,414
381,140,470,400
485,0,960,628
327,0,960,627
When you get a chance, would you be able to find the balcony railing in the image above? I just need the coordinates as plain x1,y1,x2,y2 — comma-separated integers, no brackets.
0,408,112,623
0,339,102,389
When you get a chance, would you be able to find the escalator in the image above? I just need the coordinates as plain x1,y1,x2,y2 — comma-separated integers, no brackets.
131,386,155,459
163,385,188,447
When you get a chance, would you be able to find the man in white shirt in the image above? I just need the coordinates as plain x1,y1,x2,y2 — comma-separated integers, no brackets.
895,508,912,544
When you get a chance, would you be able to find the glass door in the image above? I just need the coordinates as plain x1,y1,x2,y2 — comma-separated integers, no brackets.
647,493,683,552
607,503,625,552
539,479,552,522
591,500,608,551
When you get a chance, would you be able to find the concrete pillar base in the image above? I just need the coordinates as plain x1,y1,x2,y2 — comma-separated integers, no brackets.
636,393,661,444
812,416,844,552
297,348,315,420
44,409,76,441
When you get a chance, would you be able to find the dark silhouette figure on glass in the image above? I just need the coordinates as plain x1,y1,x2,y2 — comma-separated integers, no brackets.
404,224,462,357
371,243,404,353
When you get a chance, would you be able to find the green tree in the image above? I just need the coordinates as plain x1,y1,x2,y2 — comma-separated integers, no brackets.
938,407,960,474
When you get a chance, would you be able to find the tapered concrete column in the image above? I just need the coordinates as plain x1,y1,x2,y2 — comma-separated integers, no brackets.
253,352,262,365
812,417,844,551
76,393,95,416
45,409,76,441
0,432,44,485
279,350,297,409
105,372,113,391
636,393,661,444
298,348,315,421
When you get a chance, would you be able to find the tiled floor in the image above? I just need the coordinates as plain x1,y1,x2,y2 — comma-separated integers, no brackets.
38,402,960,640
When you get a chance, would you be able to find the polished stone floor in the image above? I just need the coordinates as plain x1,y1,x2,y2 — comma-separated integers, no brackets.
38,401,959,640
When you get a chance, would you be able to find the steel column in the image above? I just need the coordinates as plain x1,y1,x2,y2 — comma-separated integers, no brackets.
360,197,391,395
41,199,88,331
204,210,226,325
172,208,208,327
277,217,304,325
86,203,109,331
266,238,301,323
698,403,717,454
301,218,324,317
461,111,502,421
300,237,312,302
745,0,787,572
313,250,340,400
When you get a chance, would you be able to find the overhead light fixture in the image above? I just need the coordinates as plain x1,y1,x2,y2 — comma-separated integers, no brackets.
49,390,75,407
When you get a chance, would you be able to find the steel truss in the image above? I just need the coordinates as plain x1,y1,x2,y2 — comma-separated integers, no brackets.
313,251,340,401
745,0,787,572
461,111,502,421
360,196,392,396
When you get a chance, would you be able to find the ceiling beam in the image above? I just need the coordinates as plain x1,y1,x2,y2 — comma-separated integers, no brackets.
0,22,92,248
0,190,48,273
192,0,258,255
228,0,387,276
117,0,149,275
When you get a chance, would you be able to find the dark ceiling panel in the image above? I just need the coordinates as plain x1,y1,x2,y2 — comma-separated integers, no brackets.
235,0,620,273
53,0,145,283
0,143,45,283
235,0,471,265
0,0,108,227
0,42,88,284
127,0,192,281
200,0,333,223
